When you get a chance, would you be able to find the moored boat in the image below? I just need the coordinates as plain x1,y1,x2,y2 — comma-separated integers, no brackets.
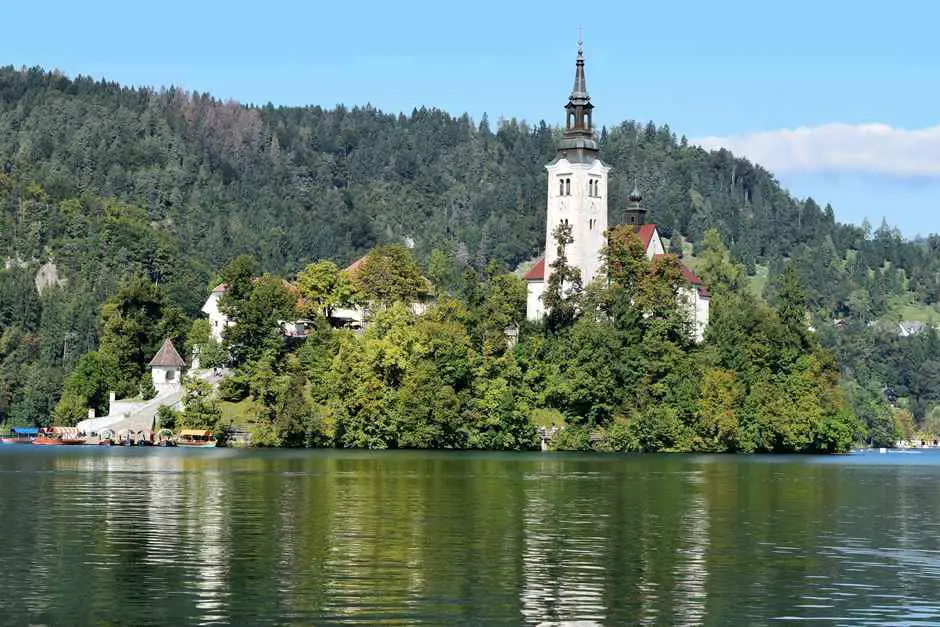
175,429,217,448
97,429,115,446
34,427,86,446
1,427,38,444
156,428,176,447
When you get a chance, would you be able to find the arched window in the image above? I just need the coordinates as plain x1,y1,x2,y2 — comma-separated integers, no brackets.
166,369,175,381
559,178,564,196
565,179,571,195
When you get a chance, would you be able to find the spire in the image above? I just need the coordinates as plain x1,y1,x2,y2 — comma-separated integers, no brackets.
624,176,647,229
570,31,588,101
560,34,597,155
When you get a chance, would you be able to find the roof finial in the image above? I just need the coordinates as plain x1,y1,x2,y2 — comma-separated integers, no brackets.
577,26,583,53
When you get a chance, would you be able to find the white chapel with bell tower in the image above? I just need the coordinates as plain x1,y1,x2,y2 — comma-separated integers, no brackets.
525,38,610,321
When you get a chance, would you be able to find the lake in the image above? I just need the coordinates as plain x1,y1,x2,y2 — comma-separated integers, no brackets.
1,448,939,625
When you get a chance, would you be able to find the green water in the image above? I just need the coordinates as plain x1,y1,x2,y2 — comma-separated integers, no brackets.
1,448,939,626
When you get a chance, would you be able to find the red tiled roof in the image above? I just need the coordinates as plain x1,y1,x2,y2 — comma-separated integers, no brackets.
524,257,545,281
344,255,367,275
654,255,710,297
637,224,657,251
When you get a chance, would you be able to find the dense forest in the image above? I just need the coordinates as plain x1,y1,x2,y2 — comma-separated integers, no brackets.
0,66,936,447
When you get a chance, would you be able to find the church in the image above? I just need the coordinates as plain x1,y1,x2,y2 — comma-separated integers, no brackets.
523,41,710,342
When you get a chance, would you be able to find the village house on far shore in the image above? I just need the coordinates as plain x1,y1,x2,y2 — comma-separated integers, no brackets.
200,256,434,341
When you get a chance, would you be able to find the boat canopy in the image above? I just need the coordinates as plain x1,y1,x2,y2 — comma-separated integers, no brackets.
179,429,212,437
10,427,38,436
49,426,80,436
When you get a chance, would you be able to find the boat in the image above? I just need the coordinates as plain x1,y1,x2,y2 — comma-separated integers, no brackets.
33,426,86,446
136,430,154,447
156,429,176,447
1,427,38,444
175,429,218,448
97,429,115,446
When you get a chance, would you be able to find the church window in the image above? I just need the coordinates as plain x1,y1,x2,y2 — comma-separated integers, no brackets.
565,178,571,195
559,178,564,196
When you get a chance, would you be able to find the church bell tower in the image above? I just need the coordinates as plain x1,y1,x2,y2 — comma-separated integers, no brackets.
542,37,611,296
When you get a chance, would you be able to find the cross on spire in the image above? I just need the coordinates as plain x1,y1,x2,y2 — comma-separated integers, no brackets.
577,26,583,49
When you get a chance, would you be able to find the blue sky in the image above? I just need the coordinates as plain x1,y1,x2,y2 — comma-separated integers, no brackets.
4,0,939,236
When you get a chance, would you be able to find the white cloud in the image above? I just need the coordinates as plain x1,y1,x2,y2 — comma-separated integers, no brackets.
692,123,940,178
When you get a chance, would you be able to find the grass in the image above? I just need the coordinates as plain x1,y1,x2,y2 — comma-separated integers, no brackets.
894,302,938,323
748,264,769,298
219,397,261,429
531,408,565,428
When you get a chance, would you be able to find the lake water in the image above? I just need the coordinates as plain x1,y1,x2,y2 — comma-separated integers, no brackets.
1,448,940,625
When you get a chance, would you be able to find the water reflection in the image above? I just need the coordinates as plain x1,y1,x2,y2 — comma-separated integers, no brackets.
1,450,940,624
672,471,708,627
520,466,608,626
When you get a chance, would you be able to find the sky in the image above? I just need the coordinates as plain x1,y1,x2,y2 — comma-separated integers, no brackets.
3,0,939,237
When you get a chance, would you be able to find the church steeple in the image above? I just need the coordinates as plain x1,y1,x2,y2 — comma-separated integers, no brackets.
624,177,648,228
560,36,598,155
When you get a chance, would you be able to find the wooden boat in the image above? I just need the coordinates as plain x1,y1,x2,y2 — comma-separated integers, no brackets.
1,427,38,444
175,429,217,448
156,428,176,447
34,427,86,446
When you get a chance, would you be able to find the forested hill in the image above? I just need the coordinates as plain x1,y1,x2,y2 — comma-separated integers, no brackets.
0,66,875,271
1,66,938,432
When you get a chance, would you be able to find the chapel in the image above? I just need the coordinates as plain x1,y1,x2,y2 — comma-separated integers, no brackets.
523,40,709,341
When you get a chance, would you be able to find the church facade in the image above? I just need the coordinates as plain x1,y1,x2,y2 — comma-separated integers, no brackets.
524,42,710,342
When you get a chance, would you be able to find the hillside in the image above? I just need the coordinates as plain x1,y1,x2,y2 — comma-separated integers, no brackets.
0,66,937,438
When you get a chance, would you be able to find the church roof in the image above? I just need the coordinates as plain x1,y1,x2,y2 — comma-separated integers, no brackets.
523,257,545,281
654,254,710,298
637,224,657,251
344,255,367,275
148,339,186,368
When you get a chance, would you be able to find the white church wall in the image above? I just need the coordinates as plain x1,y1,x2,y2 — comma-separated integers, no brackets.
694,293,710,343
543,157,610,292
646,229,666,258
678,286,710,343
200,292,230,342
527,280,546,321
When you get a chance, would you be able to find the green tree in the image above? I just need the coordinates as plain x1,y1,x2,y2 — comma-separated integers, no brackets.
354,244,427,308
542,222,582,332
221,271,296,365
98,275,170,397
179,375,223,437
296,260,356,319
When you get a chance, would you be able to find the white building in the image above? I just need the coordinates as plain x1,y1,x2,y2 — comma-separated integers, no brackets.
524,41,709,342
201,283,230,341
148,338,186,396
524,40,608,322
